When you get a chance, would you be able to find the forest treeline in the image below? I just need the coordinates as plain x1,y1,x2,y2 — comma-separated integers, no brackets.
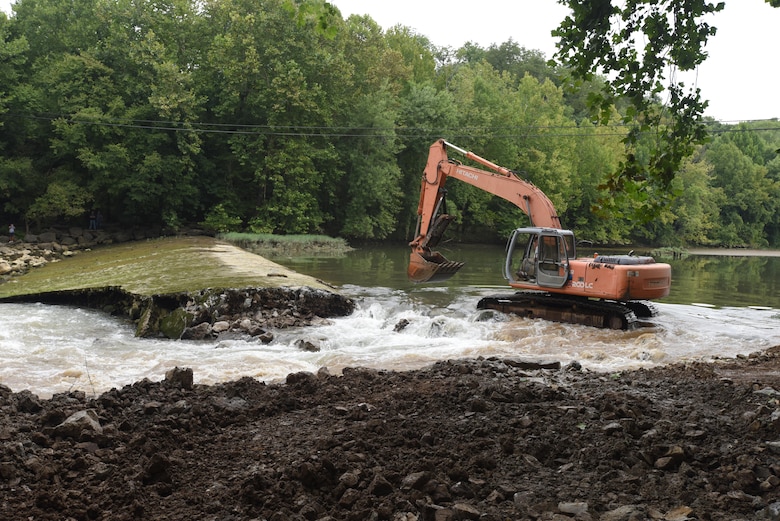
0,0,778,247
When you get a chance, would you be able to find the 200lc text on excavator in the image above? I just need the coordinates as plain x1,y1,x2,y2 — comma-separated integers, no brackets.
408,139,672,330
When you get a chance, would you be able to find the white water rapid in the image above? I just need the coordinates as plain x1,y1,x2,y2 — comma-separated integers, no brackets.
2,284,778,398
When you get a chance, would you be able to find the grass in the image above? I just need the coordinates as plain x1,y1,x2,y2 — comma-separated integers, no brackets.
219,233,353,257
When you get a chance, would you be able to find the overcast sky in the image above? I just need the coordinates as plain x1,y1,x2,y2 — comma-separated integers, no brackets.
330,0,780,123
1,0,777,122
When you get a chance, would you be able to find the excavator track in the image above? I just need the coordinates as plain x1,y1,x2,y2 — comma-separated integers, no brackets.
477,291,639,330
624,300,659,318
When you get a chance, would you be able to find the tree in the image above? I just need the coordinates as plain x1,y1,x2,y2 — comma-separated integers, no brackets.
26,179,92,226
196,0,348,233
563,119,631,244
395,82,458,240
706,140,775,247
337,87,402,240
482,40,554,85
553,0,779,221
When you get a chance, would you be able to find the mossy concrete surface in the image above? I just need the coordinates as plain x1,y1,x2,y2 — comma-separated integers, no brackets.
0,236,334,299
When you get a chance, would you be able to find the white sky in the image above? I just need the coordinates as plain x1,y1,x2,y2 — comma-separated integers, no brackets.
330,0,779,123
1,0,777,122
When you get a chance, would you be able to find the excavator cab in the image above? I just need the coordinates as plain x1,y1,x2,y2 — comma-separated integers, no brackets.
505,228,574,289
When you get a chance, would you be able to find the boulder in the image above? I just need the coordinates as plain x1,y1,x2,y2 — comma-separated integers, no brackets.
164,367,194,390
181,322,213,340
54,410,103,439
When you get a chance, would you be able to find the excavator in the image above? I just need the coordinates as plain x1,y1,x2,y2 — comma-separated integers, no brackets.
408,139,672,330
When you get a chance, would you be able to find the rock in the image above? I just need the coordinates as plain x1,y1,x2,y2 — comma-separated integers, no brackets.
394,318,410,332
760,501,780,521
600,505,645,521
338,471,359,487
295,339,320,352
16,391,43,413
164,367,194,390
54,410,102,439
431,508,454,521
212,321,230,333
159,308,192,339
401,471,431,490
368,474,394,496
38,231,57,243
142,453,172,484
558,501,588,515
181,322,213,340
244,324,265,336
286,371,317,387
451,503,480,520
2,352,780,520
338,488,360,507
665,506,693,521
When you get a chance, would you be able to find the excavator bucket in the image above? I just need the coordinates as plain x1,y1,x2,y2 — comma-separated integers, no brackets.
408,250,465,283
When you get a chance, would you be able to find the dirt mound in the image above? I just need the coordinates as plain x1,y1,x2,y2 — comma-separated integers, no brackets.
3,349,780,520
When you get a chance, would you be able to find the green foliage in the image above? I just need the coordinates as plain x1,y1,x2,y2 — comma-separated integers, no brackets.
553,0,725,221
201,204,242,233
0,0,778,250
26,180,92,223
706,139,777,247
337,87,402,240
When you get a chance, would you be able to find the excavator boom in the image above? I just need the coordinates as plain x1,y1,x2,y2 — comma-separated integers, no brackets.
409,139,560,283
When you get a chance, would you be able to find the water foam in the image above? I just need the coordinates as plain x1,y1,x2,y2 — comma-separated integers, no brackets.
1,289,778,398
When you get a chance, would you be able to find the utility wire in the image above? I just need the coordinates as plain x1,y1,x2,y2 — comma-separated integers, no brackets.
3,111,778,138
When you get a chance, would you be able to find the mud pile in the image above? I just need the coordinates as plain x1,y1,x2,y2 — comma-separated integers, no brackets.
3,348,780,520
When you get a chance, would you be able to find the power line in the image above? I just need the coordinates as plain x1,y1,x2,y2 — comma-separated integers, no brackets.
3,111,778,138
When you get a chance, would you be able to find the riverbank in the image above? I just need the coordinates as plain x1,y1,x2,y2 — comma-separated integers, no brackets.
687,248,780,257
2,350,780,520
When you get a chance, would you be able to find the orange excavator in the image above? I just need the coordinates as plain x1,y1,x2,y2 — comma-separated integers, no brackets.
408,139,672,329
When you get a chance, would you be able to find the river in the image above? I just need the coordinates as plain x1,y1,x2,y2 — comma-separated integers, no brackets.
1,243,778,398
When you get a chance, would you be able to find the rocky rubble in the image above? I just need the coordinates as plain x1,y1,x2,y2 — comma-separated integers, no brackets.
2,351,780,520
141,286,356,340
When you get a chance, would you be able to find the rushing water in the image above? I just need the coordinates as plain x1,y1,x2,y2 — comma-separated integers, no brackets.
1,244,779,398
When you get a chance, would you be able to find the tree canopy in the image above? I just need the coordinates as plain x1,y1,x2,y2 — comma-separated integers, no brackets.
0,0,778,248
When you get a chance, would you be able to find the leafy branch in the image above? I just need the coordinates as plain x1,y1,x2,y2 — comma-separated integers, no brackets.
553,0,727,220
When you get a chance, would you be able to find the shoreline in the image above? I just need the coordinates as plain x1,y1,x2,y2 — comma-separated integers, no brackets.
2,352,780,519
686,247,780,257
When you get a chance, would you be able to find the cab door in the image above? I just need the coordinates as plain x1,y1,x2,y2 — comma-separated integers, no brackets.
504,229,571,289
535,232,571,288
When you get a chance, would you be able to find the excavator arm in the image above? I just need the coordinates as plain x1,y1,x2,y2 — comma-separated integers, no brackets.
409,139,561,283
